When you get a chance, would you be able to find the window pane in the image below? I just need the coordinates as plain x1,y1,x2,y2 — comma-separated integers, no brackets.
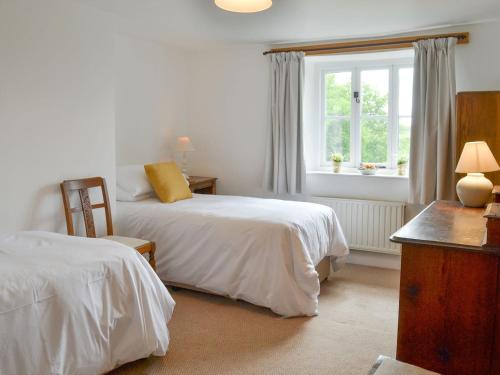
325,118,350,162
398,117,411,162
325,72,352,116
399,68,413,116
361,69,389,116
361,117,388,164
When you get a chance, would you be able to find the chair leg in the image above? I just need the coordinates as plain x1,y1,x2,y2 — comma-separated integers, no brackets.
149,242,157,271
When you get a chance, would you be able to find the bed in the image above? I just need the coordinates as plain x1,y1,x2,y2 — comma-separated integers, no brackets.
0,231,175,375
116,193,349,317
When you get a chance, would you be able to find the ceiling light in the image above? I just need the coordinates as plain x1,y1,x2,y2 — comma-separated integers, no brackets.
215,0,272,13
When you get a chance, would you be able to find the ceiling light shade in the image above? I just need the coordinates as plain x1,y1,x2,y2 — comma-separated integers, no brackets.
215,0,272,13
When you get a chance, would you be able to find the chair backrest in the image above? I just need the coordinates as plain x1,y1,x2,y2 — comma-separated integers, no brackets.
60,177,113,237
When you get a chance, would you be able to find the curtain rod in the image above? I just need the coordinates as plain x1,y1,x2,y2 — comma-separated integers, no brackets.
263,32,469,56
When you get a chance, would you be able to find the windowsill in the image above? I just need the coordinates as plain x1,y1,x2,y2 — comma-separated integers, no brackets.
307,168,409,179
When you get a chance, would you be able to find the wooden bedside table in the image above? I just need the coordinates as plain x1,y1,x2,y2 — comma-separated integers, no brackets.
189,176,217,194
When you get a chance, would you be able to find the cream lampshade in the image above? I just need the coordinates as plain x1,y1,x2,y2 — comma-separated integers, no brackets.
215,0,272,13
175,136,195,174
175,136,195,152
455,141,500,207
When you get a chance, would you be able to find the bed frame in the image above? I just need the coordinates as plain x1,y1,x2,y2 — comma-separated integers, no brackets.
315,256,331,283
165,256,331,295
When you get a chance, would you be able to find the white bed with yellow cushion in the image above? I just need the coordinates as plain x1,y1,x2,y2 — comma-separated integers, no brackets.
116,193,349,317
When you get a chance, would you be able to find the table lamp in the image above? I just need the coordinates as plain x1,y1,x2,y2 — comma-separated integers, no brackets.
175,136,195,175
455,141,500,207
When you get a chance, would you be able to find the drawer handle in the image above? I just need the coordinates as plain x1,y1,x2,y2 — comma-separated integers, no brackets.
406,284,420,300
438,346,451,363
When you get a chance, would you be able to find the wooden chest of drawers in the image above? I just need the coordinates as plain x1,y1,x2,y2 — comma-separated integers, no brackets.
391,201,500,375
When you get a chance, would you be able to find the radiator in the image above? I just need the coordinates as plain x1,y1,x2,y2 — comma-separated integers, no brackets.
310,196,405,255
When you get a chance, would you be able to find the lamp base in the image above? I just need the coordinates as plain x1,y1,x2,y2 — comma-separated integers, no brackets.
456,173,493,208
181,151,188,175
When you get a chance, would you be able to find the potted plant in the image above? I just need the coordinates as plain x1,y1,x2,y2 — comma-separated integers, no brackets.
397,157,408,176
331,153,343,173
359,163,377,175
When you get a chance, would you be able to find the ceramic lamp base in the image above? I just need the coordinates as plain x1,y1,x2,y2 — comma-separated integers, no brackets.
456,173,493,208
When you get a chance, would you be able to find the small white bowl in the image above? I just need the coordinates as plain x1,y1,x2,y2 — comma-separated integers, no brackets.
359,168,377,175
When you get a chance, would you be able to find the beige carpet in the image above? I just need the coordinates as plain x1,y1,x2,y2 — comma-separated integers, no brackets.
112,264,400,375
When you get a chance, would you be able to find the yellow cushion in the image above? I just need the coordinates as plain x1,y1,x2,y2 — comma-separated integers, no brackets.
144,162,192,203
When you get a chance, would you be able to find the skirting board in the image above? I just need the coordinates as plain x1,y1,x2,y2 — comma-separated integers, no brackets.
347,249,401,270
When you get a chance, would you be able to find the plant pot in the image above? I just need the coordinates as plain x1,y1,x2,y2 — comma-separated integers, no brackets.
333,162,341,173
398,164,407,176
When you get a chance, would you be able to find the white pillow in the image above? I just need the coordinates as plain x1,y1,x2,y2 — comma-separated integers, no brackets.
116,186,151,202
116,165,153,201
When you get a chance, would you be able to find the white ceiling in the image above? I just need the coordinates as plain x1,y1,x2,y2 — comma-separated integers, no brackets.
77,0,500,45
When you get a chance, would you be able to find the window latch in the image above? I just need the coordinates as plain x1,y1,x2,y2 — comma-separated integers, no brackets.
353,91,360,103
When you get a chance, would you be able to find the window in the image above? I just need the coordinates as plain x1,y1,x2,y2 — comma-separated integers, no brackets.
314,55,413,171
324,71,352,162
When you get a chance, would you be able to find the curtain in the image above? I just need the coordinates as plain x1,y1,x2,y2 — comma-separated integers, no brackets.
263,52,306,195
409,37,457,205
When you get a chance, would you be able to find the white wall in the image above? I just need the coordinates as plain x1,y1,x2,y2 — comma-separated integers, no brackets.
185,44,270,197
114,35,190,165
455,21,500,91
0,0,115,235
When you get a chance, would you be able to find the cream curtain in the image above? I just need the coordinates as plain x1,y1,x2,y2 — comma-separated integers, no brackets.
409,37,457,205
263,52,306,195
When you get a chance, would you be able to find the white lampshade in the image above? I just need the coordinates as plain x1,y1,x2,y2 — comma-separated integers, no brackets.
175,136,195,152
456,141,500,173
215,0,272,13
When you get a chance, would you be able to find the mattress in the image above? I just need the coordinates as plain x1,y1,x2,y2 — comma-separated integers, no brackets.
0,231,175,375
116,194,349,317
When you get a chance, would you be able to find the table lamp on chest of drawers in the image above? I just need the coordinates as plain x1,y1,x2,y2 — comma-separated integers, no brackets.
455,141,500,207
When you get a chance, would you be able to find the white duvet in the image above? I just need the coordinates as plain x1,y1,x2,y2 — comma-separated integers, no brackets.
0,231,175,375
116,194,349,317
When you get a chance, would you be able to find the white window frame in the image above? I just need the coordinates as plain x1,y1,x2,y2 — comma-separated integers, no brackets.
317,58,413,170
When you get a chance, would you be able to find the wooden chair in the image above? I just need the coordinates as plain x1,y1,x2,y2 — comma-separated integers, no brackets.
60,177,156,270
